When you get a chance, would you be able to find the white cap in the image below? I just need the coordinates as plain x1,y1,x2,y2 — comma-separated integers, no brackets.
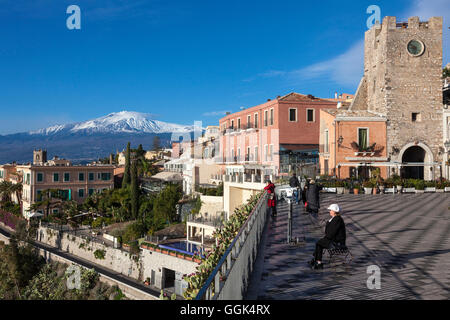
327,204,340,213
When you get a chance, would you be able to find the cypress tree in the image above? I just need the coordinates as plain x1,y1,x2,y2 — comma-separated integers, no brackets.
122,142,131,188
130,160,139,219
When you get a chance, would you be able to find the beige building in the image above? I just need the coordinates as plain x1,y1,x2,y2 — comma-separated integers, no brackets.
10,150,115,218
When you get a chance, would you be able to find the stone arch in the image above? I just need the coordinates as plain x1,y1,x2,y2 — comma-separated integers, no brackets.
397,142,434,180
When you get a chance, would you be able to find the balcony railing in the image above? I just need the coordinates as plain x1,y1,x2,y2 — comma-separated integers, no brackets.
187,213,224,228
195,193,268,300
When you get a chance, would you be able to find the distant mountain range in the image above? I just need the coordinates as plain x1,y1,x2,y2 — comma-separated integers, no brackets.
0,111,198,164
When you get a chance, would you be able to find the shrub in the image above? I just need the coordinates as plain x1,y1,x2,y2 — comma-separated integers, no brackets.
414,180,425,190
94,249,106,260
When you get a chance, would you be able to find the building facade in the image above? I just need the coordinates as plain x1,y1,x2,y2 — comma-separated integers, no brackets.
2,150,115,217
218,92,338,178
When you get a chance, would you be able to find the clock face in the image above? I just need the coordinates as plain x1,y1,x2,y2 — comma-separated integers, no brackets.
407,40,424,56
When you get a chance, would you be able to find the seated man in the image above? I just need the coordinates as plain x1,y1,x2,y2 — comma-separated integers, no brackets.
308,204,346,270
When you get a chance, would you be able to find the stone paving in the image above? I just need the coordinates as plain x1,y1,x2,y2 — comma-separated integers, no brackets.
246,193,450,300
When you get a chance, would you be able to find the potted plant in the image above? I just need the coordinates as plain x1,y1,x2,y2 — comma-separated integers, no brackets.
414,180,425,193
144,277,150,286
353,183,361,194
362,180,374,194
169,250,177,257
335,180,345,194
392,174,403,193
185,255,193,261
424,181,436,193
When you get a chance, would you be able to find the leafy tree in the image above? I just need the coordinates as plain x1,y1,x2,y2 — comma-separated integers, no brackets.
130,160,139,219
152,184,182,224
443,66,450,78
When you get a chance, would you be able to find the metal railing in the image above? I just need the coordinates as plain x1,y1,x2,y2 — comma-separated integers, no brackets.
195,193,268,300
187,213,224,228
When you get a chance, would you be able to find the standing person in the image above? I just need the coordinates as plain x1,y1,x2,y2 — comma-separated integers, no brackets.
305,179,322,214
264,180,277,217
289,173,300,204
308,204,346,270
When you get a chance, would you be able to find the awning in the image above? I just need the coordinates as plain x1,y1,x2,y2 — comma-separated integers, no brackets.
27,212,44,218
151,171,183,182
279,144,319,152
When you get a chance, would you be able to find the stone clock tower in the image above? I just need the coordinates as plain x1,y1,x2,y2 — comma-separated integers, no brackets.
351,16,443,180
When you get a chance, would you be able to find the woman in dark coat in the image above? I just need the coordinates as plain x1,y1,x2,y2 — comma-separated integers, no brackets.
264,180,277,216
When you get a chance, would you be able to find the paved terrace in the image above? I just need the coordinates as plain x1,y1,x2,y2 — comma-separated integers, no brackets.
246,193,450,300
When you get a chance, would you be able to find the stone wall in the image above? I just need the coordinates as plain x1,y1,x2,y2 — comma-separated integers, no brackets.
37,226,141,279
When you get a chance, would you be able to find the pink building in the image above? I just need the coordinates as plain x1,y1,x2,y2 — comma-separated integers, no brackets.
218,92,338,177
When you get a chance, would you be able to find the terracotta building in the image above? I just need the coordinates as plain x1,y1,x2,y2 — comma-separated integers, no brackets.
218,92,338,177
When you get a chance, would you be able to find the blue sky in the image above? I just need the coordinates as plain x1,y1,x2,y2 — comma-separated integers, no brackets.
0,0,448,134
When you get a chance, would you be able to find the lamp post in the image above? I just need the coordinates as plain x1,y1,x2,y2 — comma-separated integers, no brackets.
444,140,450,179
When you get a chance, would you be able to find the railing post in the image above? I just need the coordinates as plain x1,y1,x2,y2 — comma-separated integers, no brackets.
214,273,220,295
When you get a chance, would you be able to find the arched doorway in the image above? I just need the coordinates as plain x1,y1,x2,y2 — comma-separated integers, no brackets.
401,146,425,179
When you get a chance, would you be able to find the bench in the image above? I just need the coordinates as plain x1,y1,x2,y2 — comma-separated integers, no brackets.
326,242,353,267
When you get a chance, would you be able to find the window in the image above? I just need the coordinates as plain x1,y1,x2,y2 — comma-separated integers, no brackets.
270,108,274,125
269,144,273,161
247,115,251,128
237,118,241,129
231,120,234,129
358,128,369,151
254,146,258,161
237,148,241,161
88,172,95,181
289,108,297,122
101,172,111,181
36,190,43,201
264,110,268,126
0,170,3,178
88,189,95,196
52,209,59,214
324,130,329,153
79,172,85,181
25,173,30,185
64,172,70,182
53,173,59,182
247,147,250,161
254,114,258,128
264,145,268,161
37,172,44,182
307,109,315,122
78,189,85,198
58,189,71,201
412,112,421,122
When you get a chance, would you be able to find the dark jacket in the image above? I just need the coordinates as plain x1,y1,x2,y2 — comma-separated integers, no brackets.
289,176,300,188
305,183,322,210
324,215,346,246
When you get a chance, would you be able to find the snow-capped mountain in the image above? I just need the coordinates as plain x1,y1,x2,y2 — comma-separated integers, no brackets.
0,111,199,164
29,111,196,135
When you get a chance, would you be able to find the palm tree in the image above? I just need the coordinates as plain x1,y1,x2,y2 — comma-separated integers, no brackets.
0,180,14,204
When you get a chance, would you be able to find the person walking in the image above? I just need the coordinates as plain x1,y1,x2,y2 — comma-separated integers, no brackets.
305,179,322,214
264,180,277,217
289,173,300,204
308,204,346,270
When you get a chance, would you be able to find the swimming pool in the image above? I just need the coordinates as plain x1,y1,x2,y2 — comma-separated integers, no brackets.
159,241,204,257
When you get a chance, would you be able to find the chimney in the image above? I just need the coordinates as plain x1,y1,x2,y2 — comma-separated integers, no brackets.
334,92,338,99
337,102,342,109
